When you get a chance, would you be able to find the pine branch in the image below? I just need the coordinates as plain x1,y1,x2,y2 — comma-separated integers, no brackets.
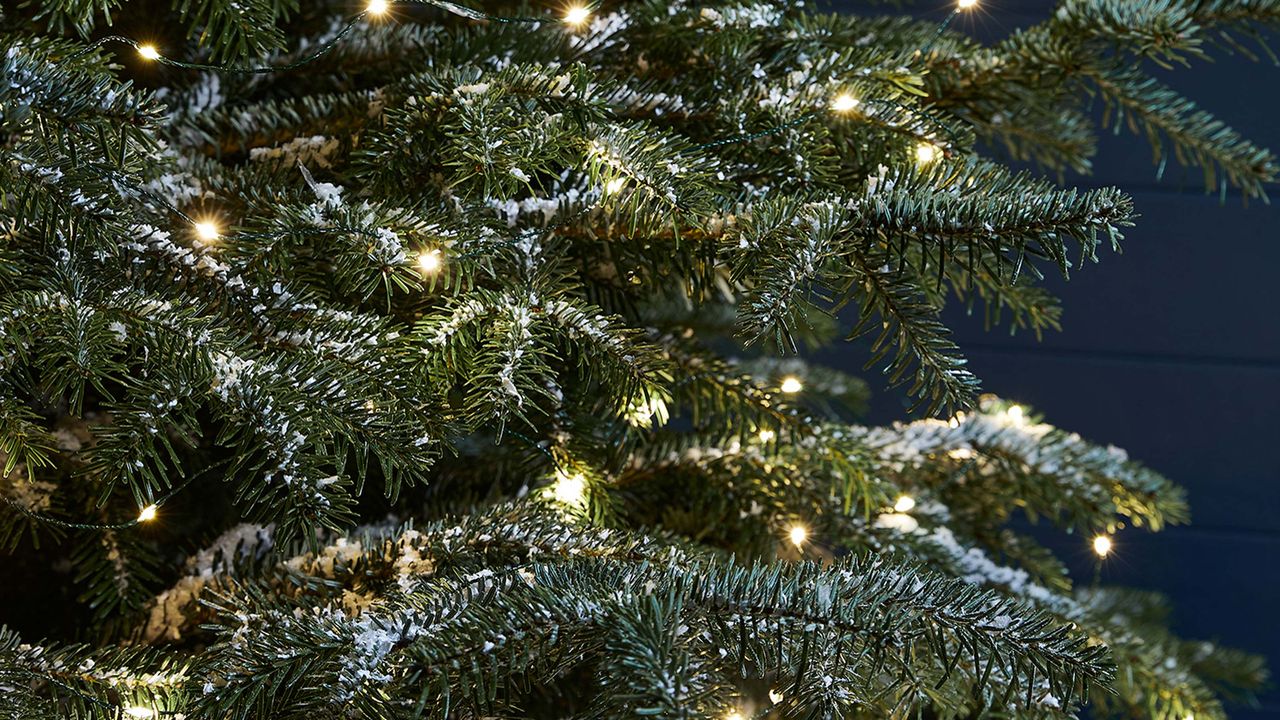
593,591,724,718
1084,61,1277,197
1,36,163,141
732,197,844,352
416,285,671,432
856,396,1189,533
1081,587,1270,720
1051,0,1206,65
187,517,1110,718
846,248,981,415
175,0,299,62
23,1,125,38
0,625,187,720
655,335,805,439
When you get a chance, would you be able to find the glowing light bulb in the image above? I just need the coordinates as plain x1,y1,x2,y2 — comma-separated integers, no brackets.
367,0,390,15
725,712,745,720
788,524,808,547
417,249,442,274
769,688,785,704
957,0,978,8
605,177,626,194
1092,535,1112,558
137,504,158,523
779,376,803,394
123,708,154,719
915,142,940,165
1006,404,1024,422
831,93,860,113
553,468,587,507
564,5,591,26
193,220,220,242
948,447,975,460
758,428,776,443
137,44,160,61
893,495,916,513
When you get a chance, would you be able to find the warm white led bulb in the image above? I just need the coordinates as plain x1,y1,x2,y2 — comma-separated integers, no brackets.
123,708,155,719
564,5,591,26
915,142,940,165
553,468,587,507
605,177,626,194
788,524,808,547
1092,535,1113,558
137,504,158,523
779,376,803,393
758,428,776,443
957,0,978,8
893,495,916,513
1006,404,1024,422
769,688,785,704
367,0,390,15
831,93,860,113
193,220,220,242
137,44,160,61
417,249,442,274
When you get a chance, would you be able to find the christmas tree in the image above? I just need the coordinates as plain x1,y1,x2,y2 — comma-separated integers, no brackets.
0,0,1274,717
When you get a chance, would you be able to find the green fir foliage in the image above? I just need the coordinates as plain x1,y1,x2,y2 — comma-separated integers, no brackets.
0,0,1274,718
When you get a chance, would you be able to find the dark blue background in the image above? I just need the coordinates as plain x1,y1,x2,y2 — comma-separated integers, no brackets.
823,2,1280,716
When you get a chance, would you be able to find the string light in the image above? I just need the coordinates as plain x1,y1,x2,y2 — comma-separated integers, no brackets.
1006,404,1024,422
193,220,220,242
779,376,803,394
758,429,776,443
123,706,155,718
957,0,978,8
915,142,940,165
136,504,158,523
893,495,916,513
831,93,860,113
137,44,161,61
417,249,442,274
788,524,808,547
725,712,745,720
367,0,390,15
769,688,785,704
552,468,587,507
604,177,626,194
948,447,974,460
563,5,591,26
1092,534,1113,558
